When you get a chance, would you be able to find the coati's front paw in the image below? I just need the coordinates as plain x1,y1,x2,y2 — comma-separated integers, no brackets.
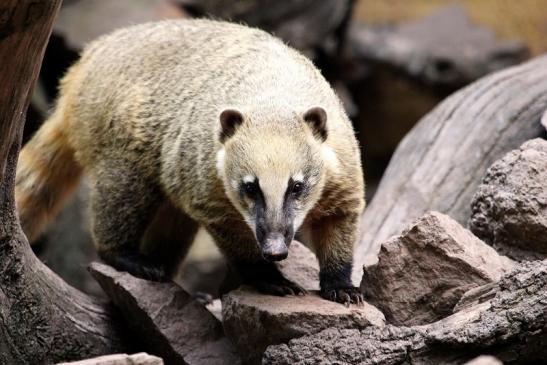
321,285,364,306
99,252,170,282
251,276,307,296
239,262,307,296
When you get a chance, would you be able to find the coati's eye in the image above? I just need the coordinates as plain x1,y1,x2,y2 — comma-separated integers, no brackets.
291,181,304,197
243,181,258,198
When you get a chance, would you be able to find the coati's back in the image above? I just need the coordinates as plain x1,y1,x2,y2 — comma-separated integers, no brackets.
64,19,350,172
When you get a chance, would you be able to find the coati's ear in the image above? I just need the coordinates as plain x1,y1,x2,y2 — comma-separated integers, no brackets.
303,106,327,142
219,108,244,143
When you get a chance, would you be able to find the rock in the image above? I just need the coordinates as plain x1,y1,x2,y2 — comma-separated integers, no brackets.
470,138,547,260
276,241,320,291
349,4,528,87
56,353,163,365
264,261,547,364
89,263,240,365
222,288,384,364
361,211,516,326
179,0,353,56
464,356,503,365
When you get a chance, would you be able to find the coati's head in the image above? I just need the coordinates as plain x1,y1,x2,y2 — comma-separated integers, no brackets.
216,106,338,262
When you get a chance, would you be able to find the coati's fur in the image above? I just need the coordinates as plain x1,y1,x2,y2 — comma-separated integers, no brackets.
16,19,365,304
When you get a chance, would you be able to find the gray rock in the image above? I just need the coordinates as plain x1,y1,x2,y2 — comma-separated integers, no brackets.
470,138,547,260
222,288,384,364
349,4,528,87
56,353,163,365
361,211,515,326
264,261,547,364
89,263,240,365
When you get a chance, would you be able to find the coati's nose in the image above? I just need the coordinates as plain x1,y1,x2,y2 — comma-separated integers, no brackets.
262,233,288,261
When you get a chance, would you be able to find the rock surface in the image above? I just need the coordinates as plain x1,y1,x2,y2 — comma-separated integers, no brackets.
276,241,320,291
361,211,516,326
222,288,384,364
89,263,240,365
470,138,547,260
350,4,528,87
264,260,547,364
56,353,163,365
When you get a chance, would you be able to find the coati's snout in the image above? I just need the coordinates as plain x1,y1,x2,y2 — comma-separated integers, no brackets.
255,206,294,261
259,233,289,261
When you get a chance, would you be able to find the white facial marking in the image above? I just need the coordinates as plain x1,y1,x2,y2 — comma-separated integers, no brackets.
293,212,304,229
216,148,225,177
242,174,255,184
231,179,239,189
292,171,304,183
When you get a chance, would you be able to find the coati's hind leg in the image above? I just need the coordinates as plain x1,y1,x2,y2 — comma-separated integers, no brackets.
141,199,199,279
89,160,166,281
207,222,306,296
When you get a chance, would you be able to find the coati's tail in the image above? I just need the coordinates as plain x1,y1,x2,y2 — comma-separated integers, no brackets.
15,101,82,243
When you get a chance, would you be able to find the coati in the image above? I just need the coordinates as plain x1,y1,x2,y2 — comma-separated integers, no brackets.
16,19,365,304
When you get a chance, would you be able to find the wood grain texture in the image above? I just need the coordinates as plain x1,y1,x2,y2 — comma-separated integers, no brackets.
355,55,547,280
0,1,126,363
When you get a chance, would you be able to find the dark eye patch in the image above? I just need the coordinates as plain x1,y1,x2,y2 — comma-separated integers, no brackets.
287,177,307,199
240,178,261,200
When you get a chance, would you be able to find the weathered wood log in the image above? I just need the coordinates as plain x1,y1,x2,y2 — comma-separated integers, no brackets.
0,1,127,363
355,54,547,280
264,260,547,364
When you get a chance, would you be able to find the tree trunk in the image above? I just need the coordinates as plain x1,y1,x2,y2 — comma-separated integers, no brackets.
355,55,547,278
0,1,126,363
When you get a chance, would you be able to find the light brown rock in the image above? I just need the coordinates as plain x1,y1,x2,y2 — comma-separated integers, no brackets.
89,263,240,365
361,211,516,326
470,138,547,260
276,241,320,291
222,288,384,364
56,353,163,365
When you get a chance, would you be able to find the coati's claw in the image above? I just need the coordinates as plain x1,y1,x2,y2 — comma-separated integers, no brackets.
321,286,363,306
